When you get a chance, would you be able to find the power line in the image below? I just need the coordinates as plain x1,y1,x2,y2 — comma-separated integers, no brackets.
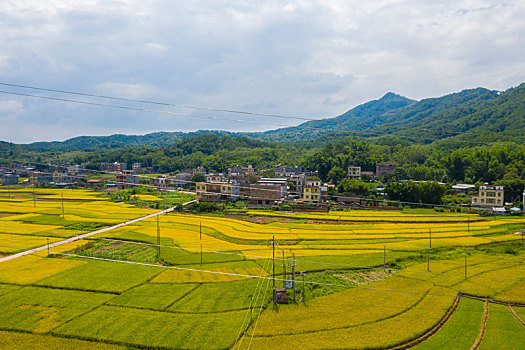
0,90,293,128
99,238,379,269
0,87,493,145
97,238,525,283
0,81,465,136
53,252,461,298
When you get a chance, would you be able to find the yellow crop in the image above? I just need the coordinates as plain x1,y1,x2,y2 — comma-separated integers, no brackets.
247,285,456,349
250,277,434,336
0,255,86,284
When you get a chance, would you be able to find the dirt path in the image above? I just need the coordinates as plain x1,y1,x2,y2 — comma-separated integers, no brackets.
508,305,525,327
470,300,489,350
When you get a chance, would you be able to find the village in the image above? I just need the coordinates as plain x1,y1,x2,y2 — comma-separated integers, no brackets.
1,161,523,214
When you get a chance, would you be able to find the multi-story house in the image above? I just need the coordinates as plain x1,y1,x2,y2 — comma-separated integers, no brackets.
206,173,225,183
150,175,168,190
29,172,53,186
1,174,19,186
101,162,127,172
116,170,139,190
288,174,305,197
229,165,254,176
196,181,240,202
249,183,281,206
173,172,193,188
52,172,76,184
347,166,361,179
471,185,504,208
376,163,395,177
303,179,327,203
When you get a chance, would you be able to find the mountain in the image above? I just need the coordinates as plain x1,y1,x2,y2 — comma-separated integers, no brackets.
258,83,525,144
7,83,525,152
259,92,416,141
22,130,239,152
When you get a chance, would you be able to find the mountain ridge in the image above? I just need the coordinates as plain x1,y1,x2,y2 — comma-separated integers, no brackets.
3,83,524,151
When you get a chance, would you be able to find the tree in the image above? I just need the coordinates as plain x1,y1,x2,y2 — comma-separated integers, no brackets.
338,179,373,197
191,173,205,183
327,166,345,185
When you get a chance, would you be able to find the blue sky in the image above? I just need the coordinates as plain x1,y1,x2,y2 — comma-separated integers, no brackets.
0,0,524,143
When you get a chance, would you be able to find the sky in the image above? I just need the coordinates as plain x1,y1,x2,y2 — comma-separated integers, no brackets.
0,0,524,144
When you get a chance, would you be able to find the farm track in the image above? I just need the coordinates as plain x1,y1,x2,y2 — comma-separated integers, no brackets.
507,305,525,326
389,295,461,349
470,300,489,350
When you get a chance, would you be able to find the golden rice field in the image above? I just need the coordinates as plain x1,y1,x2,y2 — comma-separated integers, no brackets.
0,188,524,349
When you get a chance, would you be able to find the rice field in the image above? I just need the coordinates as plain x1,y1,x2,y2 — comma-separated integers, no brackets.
0,188,524,349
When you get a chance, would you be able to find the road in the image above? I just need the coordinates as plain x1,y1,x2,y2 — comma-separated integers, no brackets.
0,199,197,263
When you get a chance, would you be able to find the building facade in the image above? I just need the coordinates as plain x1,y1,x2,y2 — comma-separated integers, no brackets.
1,174,19,186
116,170,139,190
376,163,395,177
101,162,127,172
347,166,361,179
471,185,504,208
29,172,53,186
303,179,327,203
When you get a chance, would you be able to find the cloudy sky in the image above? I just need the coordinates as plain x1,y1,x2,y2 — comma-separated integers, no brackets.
0,0,524,143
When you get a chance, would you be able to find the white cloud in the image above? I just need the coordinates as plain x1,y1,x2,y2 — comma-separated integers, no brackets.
0,0,524,142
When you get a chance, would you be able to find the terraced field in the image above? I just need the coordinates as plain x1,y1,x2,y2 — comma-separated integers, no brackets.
0,188,524,349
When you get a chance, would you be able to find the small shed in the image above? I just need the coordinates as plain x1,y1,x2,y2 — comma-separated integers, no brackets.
274,288,288,304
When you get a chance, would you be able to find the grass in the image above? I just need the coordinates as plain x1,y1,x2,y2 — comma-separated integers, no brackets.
0,286,115,333
0,284,20,297
479,303,525,349
168,278,271,313
413,297,484,349
513,307,525,322
35,259,165,293
0,331,126,350
107,283,198,310
53,305,247,349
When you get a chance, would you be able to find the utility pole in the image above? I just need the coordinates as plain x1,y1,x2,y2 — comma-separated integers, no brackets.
200,221,203,265
272,234,276,309
467,217,470,234
61,192,65,219
292,253,296,302
429,229,432,249
250,295,253,323
427,248,430,272
156,214,160,259
33,189,36,207
300,271,305,302
47,238,50,257
282,250,286,289
383,245,386,272
464,256,467,280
